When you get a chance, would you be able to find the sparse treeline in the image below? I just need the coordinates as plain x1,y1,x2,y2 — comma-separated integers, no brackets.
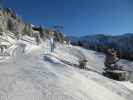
0,7,70,45
71,34,133,61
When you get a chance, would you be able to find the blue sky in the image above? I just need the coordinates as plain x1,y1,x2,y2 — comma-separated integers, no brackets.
3,0,133,36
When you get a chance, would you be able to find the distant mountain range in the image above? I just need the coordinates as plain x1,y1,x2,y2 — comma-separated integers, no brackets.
68,33,133,60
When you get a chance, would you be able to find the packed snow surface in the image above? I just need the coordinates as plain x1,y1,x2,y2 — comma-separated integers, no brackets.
0,36,133,100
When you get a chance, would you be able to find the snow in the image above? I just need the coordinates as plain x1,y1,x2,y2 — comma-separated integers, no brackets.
0,33,133,100
119,81,133,91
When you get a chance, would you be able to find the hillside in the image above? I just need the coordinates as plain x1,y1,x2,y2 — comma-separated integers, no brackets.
0,36,133,100
68,34,133,60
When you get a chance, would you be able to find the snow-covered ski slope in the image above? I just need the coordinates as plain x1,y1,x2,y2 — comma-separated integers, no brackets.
0,35,133,100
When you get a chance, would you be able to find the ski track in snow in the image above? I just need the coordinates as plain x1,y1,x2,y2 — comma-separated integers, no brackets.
0,35,133,100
